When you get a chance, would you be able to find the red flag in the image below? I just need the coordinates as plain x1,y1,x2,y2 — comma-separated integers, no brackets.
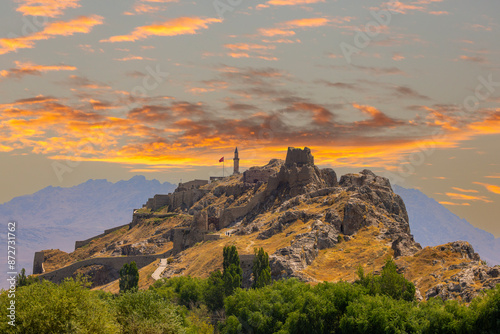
219,157,224,163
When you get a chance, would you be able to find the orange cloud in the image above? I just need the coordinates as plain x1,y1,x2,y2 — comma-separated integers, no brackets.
123,0,178,15
468,111,500,134
259,17,330,37
101,17,221,43
352,104,403,128
114,55,155,61
16,0,80,17
445,192,493,203
225,43,275,51
268,0,324,5
439,201,471,206
258,28,296,37
283,18,330,28
459,55,487,63
473,182,500,195
451,187,478,193
0,15,104,55
0,61,76,79
224,43,276,60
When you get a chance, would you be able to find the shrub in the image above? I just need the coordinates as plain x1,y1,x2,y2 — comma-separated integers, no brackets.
0,277,119,334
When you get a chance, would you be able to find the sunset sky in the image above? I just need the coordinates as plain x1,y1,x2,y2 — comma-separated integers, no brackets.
1,0,499,236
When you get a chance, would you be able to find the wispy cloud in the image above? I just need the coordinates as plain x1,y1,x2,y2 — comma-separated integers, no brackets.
445,192,493,203
123,0,179,16
101,17,221,42
0,15,104,55
451,187,478,193
473,182,500,195
439,201,471,206
259,17,331,36
16,0,80,17
0,61,76,79
458,55,487,63
267,0,324,6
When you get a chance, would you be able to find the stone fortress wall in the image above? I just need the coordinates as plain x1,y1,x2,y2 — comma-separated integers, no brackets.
35,251,169,283
35,147,321,283
74,223,130,250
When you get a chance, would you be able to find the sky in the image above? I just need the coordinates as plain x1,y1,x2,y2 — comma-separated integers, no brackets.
0,0,499,236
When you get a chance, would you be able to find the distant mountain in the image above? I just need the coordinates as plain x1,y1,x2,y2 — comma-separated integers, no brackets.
0,176,176,281
394,185,500,265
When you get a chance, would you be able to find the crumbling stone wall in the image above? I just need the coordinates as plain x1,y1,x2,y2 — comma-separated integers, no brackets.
240,254,256,288
36,253,167,284
243,167,275,184
75,223,130,250
285,147,314,167
145,189,207,211
33,251,45,275
176,179,208,192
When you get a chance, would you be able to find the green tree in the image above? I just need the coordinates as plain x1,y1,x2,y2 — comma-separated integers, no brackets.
378,258,415,301
252,247,271,289
203,270,225,311
339,294,423,334
119,261,139,293
356,258,415,301
113,289,186,334
16,268,27,287
222,245,242,296
470,284,500,334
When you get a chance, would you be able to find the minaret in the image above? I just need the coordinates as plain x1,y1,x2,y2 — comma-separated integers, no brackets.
233,147,240,175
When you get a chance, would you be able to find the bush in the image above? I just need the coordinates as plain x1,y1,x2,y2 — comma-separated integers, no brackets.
113,289,186,334
0,277,119,334
339,294,423,334
150,276,205,308
356,258,415,301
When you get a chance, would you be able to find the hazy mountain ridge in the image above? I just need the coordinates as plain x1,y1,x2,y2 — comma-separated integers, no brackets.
393,185,500,265
0,176,176,281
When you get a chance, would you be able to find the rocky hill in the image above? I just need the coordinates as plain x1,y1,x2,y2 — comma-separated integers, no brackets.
34,148,500,301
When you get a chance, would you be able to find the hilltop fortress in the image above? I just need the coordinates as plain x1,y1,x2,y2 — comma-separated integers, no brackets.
33,147,500,300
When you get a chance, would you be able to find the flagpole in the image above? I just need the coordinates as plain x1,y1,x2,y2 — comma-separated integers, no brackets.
223,159,224,177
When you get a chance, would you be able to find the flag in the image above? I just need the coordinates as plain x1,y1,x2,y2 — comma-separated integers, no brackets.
219,157,224,163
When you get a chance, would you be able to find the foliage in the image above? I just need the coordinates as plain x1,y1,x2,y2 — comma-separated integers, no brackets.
339,294,423,334
252,247,271,289
356,257,416,301
112,289,186,334
469,284,500,333
3,246,499,334
150,276,205,308
223,245,243,296
1,269,499,334
119,261,139,293
0,276,119,334
204,270,225,311
14,269,40,288
221,278,366,334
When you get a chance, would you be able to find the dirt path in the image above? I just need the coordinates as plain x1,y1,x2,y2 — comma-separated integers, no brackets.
151,258,167,280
